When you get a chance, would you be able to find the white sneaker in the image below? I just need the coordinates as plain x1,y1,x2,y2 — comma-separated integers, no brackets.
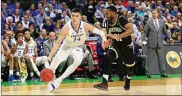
48,80,60,92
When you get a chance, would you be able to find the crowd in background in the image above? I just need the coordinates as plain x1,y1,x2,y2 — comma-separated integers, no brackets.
1,0,182,82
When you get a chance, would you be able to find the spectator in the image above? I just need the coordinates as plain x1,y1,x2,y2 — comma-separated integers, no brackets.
6,16,15,31
66,0,76,10
4,24,11,35
36,8,47,28
54,9,63,23
6,0,16,10
135,6,144,26
172,29,181,42
1,11,6,23
54,22,61,37
51,0,59,10
14,21,23,32
176,13,182,26
12,9,22,24
82,15,88,23
29,22,39,39
41,0,49,7
165,17,173,30
84,0,96,24
62,10,70,23
21,14,30,29
163,8,171,18
12,2,24,17
36,29,48,56
43,32,56,56
46,4,56,19
42,17,55,33
170,22,179,35
2,3,9,18
171,6,179,17
29,4,39,18
94,5,105,23
25,10,35,24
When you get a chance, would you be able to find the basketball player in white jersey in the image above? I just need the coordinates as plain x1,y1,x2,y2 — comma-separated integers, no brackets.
47,8,108,91
23,28,50,80
11,34,27,81
1,36,16,82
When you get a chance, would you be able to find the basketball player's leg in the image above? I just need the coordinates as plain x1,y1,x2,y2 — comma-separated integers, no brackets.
121,46,135,90
48,48,84,91
14,56,21,81
49,48,71,73
7,54,16,82
93,48,118,91
35,56,49,69
24,56,38,80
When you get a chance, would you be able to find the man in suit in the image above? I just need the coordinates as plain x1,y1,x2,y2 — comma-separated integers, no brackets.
43,32,56,56
142,10,174,78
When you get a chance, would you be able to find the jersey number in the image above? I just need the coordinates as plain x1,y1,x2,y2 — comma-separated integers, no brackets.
74,36,81,42
18,51,21,56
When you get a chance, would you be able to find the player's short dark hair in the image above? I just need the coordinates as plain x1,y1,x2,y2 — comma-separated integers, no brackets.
106,6,117,13
71,8,82,14
23,28,30,34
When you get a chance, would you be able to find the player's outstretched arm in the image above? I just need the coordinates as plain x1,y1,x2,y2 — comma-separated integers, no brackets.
84,22,107,40
48,25,69,61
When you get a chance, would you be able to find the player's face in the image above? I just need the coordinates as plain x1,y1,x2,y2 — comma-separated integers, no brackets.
105,9,113,20
17,36,23,45
71,12,81,24
24,31,30,41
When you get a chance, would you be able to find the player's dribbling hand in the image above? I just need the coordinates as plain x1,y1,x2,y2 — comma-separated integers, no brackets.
47,57,52,62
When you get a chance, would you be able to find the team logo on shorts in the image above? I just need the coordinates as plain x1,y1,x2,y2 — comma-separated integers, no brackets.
166,51,181,68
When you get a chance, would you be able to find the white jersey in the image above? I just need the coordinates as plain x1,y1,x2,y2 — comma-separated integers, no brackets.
62,20,87,49
14,41,26,57
25,39,35,57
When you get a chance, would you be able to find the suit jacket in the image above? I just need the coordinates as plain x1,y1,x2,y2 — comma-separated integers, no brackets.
43,40,55,56
142,19,171,48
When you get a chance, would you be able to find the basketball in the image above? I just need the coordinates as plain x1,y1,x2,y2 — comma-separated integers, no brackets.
40,68,54,83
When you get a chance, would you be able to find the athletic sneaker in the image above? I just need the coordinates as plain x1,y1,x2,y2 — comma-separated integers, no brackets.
48,80,60,92
93,78,108,91
31,77,39,81
15,75,21,81
124,77,131,90
8,74,16,82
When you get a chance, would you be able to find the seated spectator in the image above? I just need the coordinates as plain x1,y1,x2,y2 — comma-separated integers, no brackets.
25,10,35,24
172,29,182,42
62,10,70,23
3,24,11,35
54,22,61,37
12,2,24,17
36,8,47,28
12,9,22,24
53,9,63,23
66,0,76,10
43,32,56,56
2,3,9,18
170,22,179,35
29,22,39,39
165,17,173,30
29,4,39,18
46,4,56,19
14,21,23,32
36,29,48,56
21,14,30,29
171,6,179,17
42,17,55,33
6,0,16,10
6,16,15,31
94,5,105,24
51,0,59,10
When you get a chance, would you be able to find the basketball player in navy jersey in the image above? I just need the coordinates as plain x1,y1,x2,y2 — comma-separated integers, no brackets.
47,8,107,92
94,6,135,91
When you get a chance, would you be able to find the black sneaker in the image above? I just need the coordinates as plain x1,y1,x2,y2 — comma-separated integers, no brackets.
93,78,108,91
124,78,131,90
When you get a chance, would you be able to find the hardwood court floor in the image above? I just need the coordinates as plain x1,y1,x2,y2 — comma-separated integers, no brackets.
2,75,182,95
